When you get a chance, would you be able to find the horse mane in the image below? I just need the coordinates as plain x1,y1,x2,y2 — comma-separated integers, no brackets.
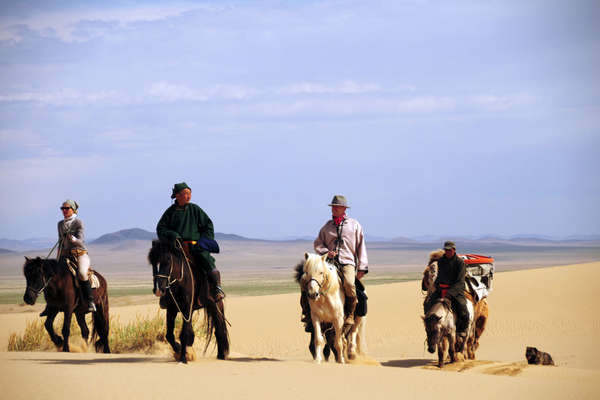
23,257,59,275
148,239,182,266
148,240,161,266
428,249,444,264
293,259,305,284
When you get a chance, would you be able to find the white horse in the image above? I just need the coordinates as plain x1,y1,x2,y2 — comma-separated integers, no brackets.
298,252,366,363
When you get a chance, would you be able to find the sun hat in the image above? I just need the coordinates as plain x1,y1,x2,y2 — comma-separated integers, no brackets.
328,195,349,208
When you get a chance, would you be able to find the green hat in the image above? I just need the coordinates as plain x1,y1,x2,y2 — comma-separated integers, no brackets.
328,195,350,208
443,241,456,250
63,199,79,212
171,182,191,199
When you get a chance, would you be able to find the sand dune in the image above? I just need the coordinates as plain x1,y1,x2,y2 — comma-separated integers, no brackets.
1,261,599,399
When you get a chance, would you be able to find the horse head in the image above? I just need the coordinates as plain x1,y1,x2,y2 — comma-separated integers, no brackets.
149,240,186,297
302,252,334,301
423,299,452,353
22,256,51,305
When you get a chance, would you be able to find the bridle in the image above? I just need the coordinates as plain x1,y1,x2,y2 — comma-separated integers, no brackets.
307,265,332,298
153,240,195,323
26,261,52,295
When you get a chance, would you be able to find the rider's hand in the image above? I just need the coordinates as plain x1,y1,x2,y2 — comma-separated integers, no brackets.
327,250,337,258
356,270,366,280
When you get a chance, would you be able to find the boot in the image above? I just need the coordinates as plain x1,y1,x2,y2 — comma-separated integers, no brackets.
80,279,96,312
208,270,226,302
300,291,313,332
343,295,357,328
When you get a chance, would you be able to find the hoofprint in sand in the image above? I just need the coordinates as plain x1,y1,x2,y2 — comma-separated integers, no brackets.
0,262,599,400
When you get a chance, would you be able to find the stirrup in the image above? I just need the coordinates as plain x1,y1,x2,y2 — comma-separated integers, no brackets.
88,302,97,312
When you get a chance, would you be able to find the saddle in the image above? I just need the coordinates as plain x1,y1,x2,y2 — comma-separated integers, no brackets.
65,258,100,289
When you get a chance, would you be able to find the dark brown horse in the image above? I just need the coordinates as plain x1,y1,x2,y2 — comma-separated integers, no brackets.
22,256,110,353
148,240,229,363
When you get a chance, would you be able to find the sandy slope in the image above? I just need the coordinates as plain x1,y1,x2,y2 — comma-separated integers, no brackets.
1,261,599,399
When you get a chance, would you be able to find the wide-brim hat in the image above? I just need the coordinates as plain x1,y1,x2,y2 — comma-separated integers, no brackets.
171,182,191,199
328,195,349,208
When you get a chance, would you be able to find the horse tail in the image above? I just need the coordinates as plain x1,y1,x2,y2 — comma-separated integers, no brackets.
91,273,111,353
202,298,230,360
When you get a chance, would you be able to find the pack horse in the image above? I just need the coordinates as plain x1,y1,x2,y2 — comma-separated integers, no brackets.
422,250,492,366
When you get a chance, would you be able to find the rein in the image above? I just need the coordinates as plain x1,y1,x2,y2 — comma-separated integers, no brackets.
154,240,195,323
28,239,62,295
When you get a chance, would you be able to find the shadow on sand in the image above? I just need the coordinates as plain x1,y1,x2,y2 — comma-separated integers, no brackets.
29,356,163,365
226,357,282,363
381,359,433,368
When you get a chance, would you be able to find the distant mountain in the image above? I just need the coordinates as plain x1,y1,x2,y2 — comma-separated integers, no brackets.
92,228,156,244
0,237,55,252
91,228,261,245
215,232,261,241
0,248,15,254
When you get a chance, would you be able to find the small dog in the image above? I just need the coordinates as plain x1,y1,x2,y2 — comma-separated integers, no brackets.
525,346,555,365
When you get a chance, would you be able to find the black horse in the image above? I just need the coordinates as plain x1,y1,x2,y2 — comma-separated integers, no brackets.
22,256,110,353
148,240,229,363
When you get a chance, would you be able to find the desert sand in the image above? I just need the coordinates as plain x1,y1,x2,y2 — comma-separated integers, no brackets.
1,261,599,399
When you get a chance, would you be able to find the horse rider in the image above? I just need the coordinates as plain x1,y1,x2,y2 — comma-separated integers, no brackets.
41,199,96,316
156,182,225,302
301,195,368,331
423,240,469,350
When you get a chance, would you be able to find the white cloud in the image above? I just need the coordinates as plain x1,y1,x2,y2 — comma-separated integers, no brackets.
0,89,120,105
470,93,535,111
278,81,381,95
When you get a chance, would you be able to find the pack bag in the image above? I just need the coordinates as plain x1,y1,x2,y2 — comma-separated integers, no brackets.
460,254,494,301
195,237,220,254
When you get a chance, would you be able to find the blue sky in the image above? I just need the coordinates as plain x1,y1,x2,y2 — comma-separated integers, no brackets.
0,0,599,240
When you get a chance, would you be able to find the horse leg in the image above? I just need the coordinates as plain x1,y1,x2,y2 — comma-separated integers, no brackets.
438,336,447,368
356,316,367,355
313,319,325,364
179,319,190,364
61,309,73,352
44,307,63,347
448,333,456,363
332,318,345,364
212,300,229,360
75,311,89,343
347,316,361,360
92,299,111,354
165,305,180,354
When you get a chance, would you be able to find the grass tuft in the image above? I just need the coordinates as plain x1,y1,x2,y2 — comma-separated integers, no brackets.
8,312,206,354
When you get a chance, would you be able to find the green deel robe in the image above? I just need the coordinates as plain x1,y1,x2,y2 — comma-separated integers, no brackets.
156,202,216,271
